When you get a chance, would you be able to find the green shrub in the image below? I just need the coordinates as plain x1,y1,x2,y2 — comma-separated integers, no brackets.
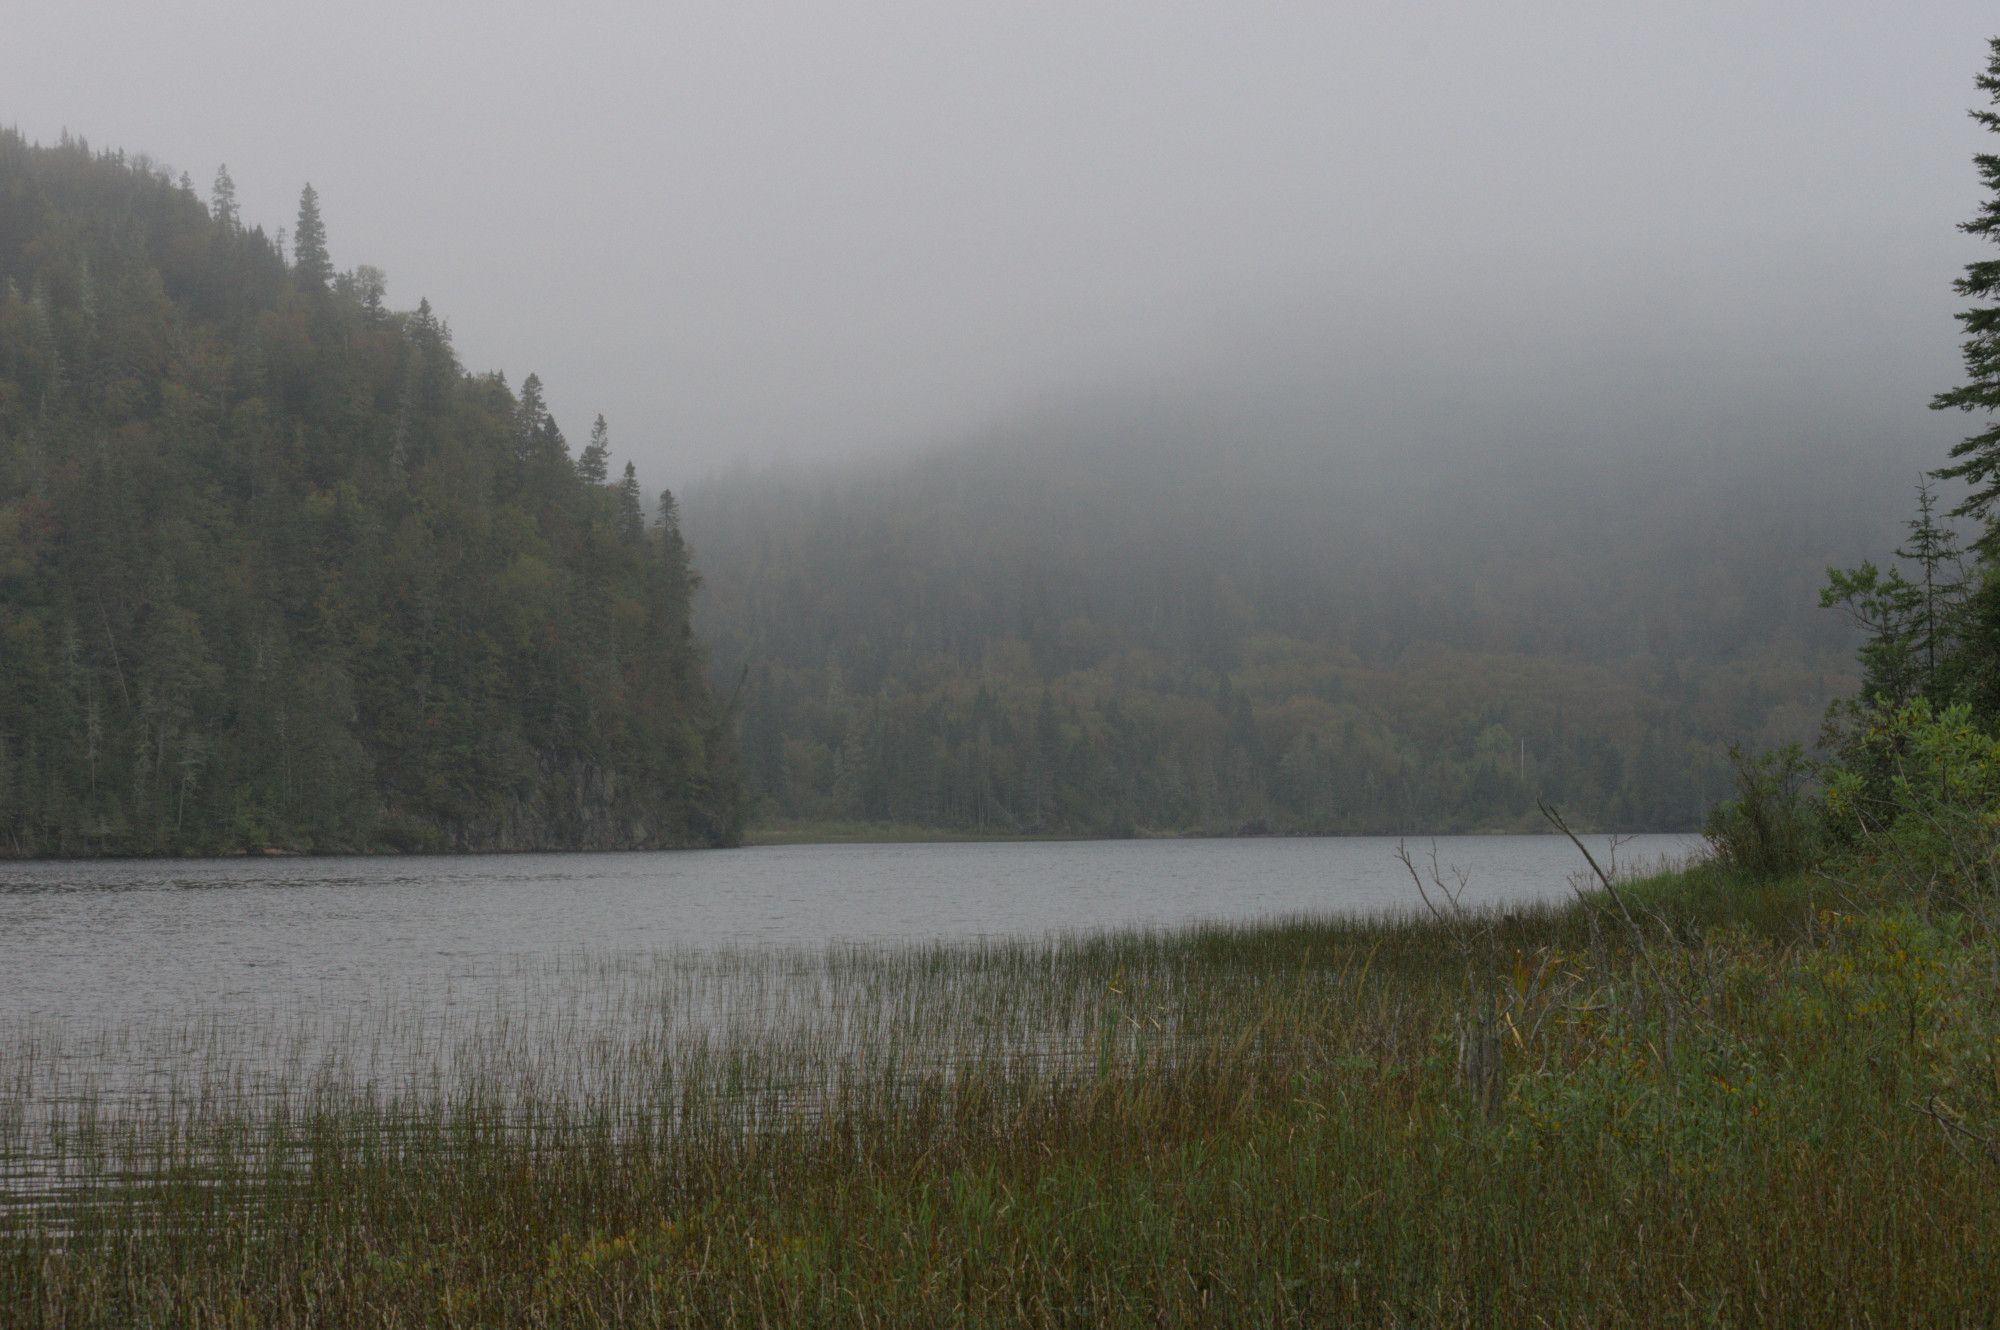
1823,699,2000,897
1704,743,1820,879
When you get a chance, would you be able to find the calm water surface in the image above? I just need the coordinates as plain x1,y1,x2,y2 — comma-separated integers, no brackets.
1,835,1697,1028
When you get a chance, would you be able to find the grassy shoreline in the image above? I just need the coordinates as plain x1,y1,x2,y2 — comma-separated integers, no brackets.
6,857,1998,1324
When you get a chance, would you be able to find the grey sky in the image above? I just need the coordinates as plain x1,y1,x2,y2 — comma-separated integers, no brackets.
7,3,1995,486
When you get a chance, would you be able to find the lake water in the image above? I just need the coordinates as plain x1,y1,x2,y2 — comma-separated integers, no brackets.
0,834,1701,1205
1,835,1698,1030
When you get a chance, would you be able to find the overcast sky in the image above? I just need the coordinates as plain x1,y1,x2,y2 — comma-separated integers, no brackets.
7,3,1995,486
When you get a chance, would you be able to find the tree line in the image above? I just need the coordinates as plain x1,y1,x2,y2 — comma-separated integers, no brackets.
0,132,741,854
689,391,1911,835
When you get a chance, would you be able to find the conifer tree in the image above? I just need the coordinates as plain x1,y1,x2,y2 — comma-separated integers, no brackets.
657,487,697,629
210,165,238,231
1896,479,1968,694
517,373,548,461
406,297,456,411
618,461,646,540
1934,38,2000,545
533,415,569,464
577,414,611,484
292,183,332,290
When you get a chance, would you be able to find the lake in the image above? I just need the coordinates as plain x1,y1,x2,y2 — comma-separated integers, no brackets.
2,834,1697,1029
0,833,1701,1204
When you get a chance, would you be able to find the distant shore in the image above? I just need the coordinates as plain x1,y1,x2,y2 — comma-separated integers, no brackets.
741,817,1680,847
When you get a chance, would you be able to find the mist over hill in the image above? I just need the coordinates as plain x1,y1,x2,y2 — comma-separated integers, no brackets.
0,104,1967,848
688,312,1944,835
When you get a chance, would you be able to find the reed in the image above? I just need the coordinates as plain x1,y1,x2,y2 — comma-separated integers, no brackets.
5,859,1997,1325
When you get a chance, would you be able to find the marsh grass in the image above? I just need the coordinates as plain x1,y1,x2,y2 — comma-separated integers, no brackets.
6,860,2000,1325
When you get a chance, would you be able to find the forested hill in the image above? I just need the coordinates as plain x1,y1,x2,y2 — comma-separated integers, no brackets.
687,344,1939,837
0,132,742,856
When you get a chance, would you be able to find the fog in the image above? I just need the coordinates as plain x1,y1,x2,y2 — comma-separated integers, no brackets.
6,3,1992,487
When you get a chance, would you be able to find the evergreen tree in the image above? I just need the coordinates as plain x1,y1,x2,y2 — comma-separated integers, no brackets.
517,372,548,461
578,414,611,484
1896,479,1968,696
658,487,696,620
292,183,332,290
1820,559,1924,710
617,461,645,540
1934,37,2000,547
407,297,457,410
533,415,569,464
210,164,238,231
1823,38,2000,755
1925,40,2000,726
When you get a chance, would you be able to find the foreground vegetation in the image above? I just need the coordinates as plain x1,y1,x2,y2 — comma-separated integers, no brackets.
5,835,2000,1325
9,30,2000,1329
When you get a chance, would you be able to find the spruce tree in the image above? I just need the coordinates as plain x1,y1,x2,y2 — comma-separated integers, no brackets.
1926,38,2000,724
292,183,333,290
1895,479,1968,695
658,488,696,600
617,461,645,540
532,415,569,464
577,414,611,484
517,372,548,461
1934,38,2000,544
210,165,238,231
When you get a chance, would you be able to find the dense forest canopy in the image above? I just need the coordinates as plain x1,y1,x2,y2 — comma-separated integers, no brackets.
688,318,1947,836
0,131,742,855
0,107,1973,854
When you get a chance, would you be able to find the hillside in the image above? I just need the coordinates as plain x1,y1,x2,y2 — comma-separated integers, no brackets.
688,345,1934,836
0,132,741,855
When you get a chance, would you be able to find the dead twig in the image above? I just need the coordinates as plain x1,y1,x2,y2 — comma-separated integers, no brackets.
1915,1095,2000,1164
1540,801,1691,1077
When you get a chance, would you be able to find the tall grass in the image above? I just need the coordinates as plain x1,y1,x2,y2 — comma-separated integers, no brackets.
5,861,1999,1325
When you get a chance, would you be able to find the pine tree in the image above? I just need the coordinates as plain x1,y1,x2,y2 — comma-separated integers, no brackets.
1895,479,1969,696
577,414,611,484
617,462,645,540
532,415,569,465
406,297,457,412
1925,39,2000,725
1934,38,2000,546
210,164,238,231
658,487,697,612
517,372,548,461
292,183,332,290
